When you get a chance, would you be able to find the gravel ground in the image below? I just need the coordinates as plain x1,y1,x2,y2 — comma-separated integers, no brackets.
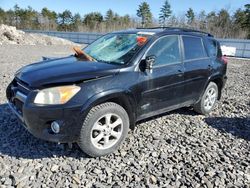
0,45,249,188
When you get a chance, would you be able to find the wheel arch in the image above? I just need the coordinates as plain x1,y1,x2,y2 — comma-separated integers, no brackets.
200,75,224,102
81,89,137,130
210,77,223,100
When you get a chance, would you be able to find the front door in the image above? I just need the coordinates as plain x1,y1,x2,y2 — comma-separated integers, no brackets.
137,35,185,118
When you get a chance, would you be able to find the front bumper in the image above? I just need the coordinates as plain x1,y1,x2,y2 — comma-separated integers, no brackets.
8,101,83,143
6,80,84,143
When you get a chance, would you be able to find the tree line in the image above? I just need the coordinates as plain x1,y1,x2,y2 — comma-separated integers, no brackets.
0,1,249,39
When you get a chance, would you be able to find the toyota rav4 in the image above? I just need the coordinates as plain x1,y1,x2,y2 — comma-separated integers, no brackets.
6,27,227,157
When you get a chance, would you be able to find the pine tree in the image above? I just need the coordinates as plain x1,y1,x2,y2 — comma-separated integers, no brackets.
13,4,21,28
105,9,114,22
72,13,82,31
137,2,152,27
41,7,57,30
186,8,195,24
57,10,73,31
83,12,103,31
243,4,250,38
159,0,172,26
0,8,5,24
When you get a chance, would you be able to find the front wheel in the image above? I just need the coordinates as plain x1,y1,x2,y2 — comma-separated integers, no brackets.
194,82,218,115
78,102,129,157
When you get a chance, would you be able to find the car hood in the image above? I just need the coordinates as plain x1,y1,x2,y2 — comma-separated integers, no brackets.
15,56,121,88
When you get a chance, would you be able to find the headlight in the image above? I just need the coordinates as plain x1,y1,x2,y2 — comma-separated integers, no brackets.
34,85,81,105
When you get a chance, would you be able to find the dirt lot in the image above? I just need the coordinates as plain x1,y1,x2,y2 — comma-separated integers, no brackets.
0,45,249,188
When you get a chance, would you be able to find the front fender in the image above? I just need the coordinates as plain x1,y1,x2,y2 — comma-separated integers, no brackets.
80,88,137,127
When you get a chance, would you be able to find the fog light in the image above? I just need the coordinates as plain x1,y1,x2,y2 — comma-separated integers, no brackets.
51,121,60,134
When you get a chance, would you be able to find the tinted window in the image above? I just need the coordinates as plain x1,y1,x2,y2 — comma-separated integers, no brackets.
207,39,217,57
182,36,207,60
147,36,181,66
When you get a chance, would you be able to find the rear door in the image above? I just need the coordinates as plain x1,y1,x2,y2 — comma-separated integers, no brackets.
181,35,212,103
137,35,185,118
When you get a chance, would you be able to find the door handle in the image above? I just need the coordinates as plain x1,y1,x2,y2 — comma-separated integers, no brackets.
208,65,212,71
177,70,183,77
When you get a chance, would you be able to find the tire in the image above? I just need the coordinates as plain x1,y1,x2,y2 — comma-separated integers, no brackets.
194,82,218,115
78,102,129,157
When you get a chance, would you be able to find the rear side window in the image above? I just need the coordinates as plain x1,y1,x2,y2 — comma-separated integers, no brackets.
146,35,181,66
182,36,207,60
207,39,217,57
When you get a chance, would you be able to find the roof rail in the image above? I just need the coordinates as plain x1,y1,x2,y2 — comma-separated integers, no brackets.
136,27,214,37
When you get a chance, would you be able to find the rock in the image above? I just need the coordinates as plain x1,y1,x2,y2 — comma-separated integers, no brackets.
244,173,250,181
120,151,127,157
218,171,226,179
151,152,158,157
205,180,213,188
0,163,6,175
72,176,81,184
197,171,204,179
16,181,26,188
15,175,29,186
150,175,157,184
17,166,24,173
51,165,59,172
93,168,102,175
104,167,113,175
205,171,216,177
4,177,12,186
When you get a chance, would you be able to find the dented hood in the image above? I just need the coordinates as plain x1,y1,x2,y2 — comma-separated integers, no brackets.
15,56,120,88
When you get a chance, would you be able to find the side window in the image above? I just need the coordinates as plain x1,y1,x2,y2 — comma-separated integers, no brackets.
207,39,217,57
182,36,207,60
147,36,181,66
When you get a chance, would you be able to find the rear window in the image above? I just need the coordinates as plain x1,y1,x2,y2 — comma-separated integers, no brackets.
182,36,207,60
207,39,217,57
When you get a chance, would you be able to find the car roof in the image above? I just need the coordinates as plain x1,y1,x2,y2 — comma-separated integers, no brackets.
112,27,214,38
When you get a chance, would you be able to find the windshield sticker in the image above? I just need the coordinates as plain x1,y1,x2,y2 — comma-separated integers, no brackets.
137,36,148,46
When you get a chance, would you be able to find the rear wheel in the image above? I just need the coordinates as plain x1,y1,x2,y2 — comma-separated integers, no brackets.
78,102,129,157
194,82,218,115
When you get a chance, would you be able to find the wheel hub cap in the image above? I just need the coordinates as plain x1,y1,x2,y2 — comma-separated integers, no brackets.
204,87,217,111
91,113,123,150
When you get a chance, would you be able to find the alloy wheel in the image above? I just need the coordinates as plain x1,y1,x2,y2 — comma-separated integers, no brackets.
90,113,123,150
204,87,217,111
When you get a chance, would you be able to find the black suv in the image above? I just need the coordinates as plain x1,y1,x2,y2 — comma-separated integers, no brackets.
6,27,227,157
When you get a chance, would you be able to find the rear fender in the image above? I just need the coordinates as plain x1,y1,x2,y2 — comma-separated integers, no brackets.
198,74,224,102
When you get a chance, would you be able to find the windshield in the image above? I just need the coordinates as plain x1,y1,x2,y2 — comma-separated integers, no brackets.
83,33,151,65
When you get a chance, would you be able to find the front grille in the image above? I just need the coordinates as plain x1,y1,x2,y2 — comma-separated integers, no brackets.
7,78,30,115
13,98,23,115
17,82,30,95
15,79,30,95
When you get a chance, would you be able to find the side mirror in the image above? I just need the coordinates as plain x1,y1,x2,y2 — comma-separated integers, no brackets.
145,55,156,70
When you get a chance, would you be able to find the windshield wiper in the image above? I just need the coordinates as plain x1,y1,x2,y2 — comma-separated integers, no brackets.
94,58,112,64
96,59,122,65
